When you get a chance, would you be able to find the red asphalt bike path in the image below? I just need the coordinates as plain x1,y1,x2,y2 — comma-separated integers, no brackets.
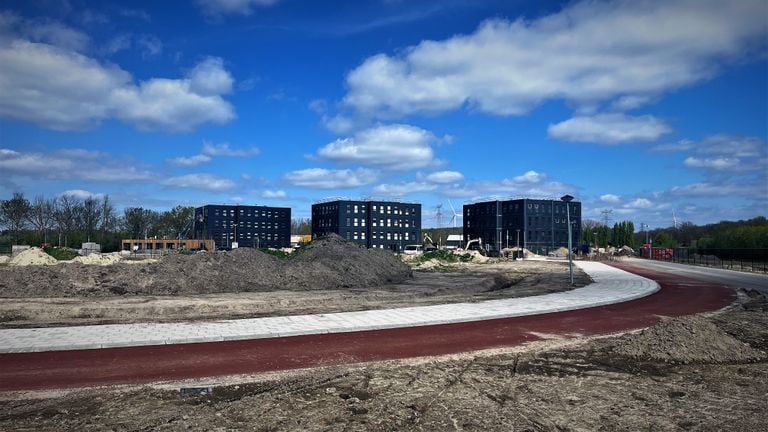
0,262,736,391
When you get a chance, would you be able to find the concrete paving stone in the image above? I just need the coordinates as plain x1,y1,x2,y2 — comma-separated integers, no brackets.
0,262,659,353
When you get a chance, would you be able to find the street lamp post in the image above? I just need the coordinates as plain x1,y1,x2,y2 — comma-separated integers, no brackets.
560,195,574,286
516,229,520,260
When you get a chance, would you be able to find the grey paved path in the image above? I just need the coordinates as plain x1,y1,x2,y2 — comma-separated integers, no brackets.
0,261,658,353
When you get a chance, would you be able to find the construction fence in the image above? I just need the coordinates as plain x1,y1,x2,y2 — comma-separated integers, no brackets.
643,247,768,274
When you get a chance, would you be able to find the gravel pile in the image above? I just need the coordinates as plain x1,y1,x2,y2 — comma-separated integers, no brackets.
0,235,413,298
612,315,765,364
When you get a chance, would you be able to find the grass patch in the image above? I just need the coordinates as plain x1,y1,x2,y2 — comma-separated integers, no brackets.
258,248,292,259
44,247,79,261
417,249,474,263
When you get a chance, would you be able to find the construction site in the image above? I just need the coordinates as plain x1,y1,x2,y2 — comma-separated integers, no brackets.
0,234,766,431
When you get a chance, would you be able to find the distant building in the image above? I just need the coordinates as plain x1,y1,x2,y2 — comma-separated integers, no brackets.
193,204,291,249
463,198,581,255
311,199,421,251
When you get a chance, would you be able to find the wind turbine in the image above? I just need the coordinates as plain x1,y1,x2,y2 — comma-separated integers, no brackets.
448,200,463,228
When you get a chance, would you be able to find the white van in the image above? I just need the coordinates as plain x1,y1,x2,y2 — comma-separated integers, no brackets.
403,244,424,255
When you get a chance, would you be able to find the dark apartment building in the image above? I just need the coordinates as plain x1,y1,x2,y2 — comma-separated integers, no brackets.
463,198,581,255
193,204,291,250
311,199,421,251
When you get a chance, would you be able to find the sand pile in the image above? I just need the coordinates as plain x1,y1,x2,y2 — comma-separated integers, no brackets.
8,248,58,266
70,254,124,265
612,315,764,364
552,247,570,257
0,255,9,265
615,245,635,256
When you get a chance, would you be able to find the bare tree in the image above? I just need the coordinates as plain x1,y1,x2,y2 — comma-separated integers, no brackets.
0,192,31,245
53,194,83,247
82,196,103,241
100,195,116,244
27,195,56,244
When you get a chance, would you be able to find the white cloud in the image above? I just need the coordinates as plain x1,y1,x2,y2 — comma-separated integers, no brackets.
189,57,232,96
372,181,437,196
600,194,621,203
110,74,235,132
0,19,236,132
683,156,740,171
424,170,464,183
0,147,153,181
317,124,437,170
548,113,671,144
513,170,545,183
163,173,235,191
284,168,378,189
261,190,287,199
167,154,212,167
656,134,767,173
197,0,280,17
669,182,755,197
202,141,260,157
60,189,104,200
625,198,653,209
322,114,356,135
610,95,654,111
24,20,90,52
343,0,766,117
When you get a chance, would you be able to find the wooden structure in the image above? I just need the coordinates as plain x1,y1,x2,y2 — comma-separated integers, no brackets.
121,239,215,252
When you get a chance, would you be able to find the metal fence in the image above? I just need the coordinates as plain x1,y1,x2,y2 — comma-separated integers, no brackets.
645,247,768,274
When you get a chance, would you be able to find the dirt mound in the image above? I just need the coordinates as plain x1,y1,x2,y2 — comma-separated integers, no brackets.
0,255,9,265
70,254,124,265
8,247,58,266
615,245,635,256
0,235,412,297
552,247,570,257
612,315,764,364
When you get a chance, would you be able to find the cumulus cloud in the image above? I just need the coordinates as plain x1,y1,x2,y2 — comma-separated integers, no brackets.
342,0,766,117
424,170,464,183
197,0,280,18
201,141,260,157
163,173,235,191
261,190,287,199
284,168,378,189
656,134,767,172
600,194,621,203
372,181,437,196
624,198,653,209
0,18,236,131
167,154,212,167
317,124,438,170
548,113,671,144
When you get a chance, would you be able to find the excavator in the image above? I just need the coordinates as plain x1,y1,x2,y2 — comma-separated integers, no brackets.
463,237,483,252
422,233,438,252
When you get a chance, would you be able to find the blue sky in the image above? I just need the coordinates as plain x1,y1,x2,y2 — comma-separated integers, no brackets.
0,0,766,229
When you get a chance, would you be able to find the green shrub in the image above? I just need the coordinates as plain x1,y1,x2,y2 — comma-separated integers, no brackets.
258,248,292,259
44,247,79,261
417,249,473,263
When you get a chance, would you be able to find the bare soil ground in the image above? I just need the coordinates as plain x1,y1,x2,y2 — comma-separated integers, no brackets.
0,235,587,328
1,291,765,431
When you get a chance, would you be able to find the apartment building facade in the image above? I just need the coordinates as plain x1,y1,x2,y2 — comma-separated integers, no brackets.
193,204,291,250
463,198,581,255
311,199,421,251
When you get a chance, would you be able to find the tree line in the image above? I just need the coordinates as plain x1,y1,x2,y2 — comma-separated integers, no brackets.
581,216,768,250
0,192,194,252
